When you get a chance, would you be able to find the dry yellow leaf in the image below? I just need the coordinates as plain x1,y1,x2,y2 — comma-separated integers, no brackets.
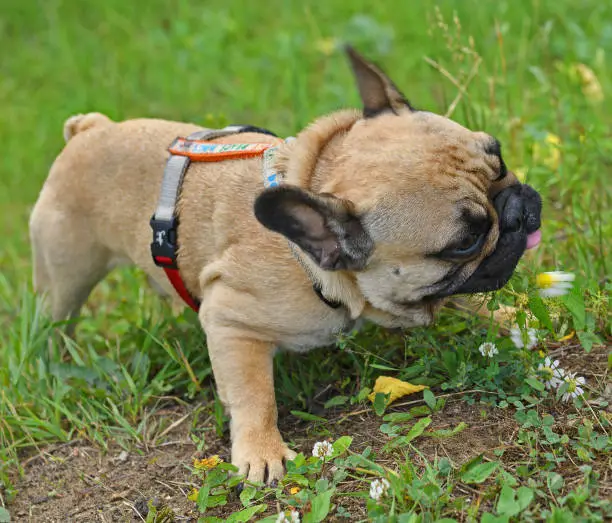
558,331,575,342
368,376,428,406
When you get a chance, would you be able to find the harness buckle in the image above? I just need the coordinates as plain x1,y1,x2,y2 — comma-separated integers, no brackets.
150,215,179,269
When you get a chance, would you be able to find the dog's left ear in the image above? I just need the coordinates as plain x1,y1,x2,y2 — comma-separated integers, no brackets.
254,186,373,270
345,45,414,117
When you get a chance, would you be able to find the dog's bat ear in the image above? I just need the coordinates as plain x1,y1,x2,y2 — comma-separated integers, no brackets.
254,186,373,271
345,45,414,117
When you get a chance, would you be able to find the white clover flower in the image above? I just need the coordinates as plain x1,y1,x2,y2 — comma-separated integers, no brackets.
561,372,586,402
369,478,390,501
312,441,333,459
537,357,565,390
510,327,538,350
276,509,300,523
478,342,499,358
537,271,575,298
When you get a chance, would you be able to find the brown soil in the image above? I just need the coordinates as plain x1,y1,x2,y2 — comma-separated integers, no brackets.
5,344,610,522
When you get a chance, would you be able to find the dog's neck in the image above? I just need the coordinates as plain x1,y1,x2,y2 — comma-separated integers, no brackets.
274,110,368,320
276,109,360,191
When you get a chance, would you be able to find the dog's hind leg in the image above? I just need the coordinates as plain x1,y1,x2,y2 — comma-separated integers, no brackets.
30,204,112,328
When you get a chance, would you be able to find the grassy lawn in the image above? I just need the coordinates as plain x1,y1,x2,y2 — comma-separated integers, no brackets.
0,0,610,521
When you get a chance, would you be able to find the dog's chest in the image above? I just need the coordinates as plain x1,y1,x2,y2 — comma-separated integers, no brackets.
276,309,360,353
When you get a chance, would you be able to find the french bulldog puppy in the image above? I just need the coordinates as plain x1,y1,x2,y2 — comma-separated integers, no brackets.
30,48,542,483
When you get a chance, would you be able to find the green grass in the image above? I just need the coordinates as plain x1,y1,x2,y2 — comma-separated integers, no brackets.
0,0,610,521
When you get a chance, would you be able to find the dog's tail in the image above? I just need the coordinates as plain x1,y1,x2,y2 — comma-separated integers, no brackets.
63,112,113,143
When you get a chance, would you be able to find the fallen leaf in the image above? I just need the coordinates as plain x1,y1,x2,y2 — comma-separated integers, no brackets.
368,376,428,406
187,488,199,502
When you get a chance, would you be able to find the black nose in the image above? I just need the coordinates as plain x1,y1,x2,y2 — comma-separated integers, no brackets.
494,186,523,233
494,184,541,234
505,209,523,233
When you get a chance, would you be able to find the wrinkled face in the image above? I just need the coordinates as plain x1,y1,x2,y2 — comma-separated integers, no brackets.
255,48,542,326
332,110,541,319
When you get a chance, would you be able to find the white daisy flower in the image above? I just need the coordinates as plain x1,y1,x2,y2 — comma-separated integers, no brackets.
537,357,565,390
369,478,390,501
276,509,300,523
537,271,575,298
478,342,499,358
561,371,586,402
510,327,538,349
312,441,333,459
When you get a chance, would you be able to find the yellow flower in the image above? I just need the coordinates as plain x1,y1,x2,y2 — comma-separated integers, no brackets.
315,37,338,56
368,376,428,406
514,168,528,183
290,486,301,495
572,63,604,102
532,133,561,171
193,455,222,470
187,488,199,502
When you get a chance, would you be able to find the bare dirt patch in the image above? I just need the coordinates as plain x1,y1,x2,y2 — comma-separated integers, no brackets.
6,344,610,522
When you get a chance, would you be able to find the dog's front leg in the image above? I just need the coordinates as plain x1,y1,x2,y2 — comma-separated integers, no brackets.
206,328,296,484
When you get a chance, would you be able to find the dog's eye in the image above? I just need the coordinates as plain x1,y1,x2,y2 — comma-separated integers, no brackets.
438,231,486,260
456,233,481,252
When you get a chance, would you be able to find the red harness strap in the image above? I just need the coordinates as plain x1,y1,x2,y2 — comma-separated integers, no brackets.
153,254,200,312
162,266,201,312
150,126,280,312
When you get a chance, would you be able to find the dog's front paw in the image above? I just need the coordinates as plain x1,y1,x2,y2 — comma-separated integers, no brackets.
232,429,297,484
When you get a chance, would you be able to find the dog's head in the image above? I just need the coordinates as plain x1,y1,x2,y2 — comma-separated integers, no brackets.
255,48,542,325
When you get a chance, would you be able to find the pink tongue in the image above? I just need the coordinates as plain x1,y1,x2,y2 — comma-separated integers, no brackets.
526,229,542,250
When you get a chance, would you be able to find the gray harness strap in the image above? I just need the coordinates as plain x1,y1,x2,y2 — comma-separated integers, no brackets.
153,126,251,224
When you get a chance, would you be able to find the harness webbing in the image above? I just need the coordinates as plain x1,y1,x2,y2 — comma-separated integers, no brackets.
150,125,344,313
150,125,278,312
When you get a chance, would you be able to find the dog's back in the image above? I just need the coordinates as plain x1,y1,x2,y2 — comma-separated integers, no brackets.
29,113,203,321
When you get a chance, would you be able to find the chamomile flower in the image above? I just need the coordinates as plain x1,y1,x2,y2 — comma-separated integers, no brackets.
312,441,333,459
478,342,499,358
369,478,390,501
510,327,538,350
276,509,300,523
537,357,565,390
536,271,575,298
561,372,586,402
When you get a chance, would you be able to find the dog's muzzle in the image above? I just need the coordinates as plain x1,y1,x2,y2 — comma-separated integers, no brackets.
452,183,542,295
